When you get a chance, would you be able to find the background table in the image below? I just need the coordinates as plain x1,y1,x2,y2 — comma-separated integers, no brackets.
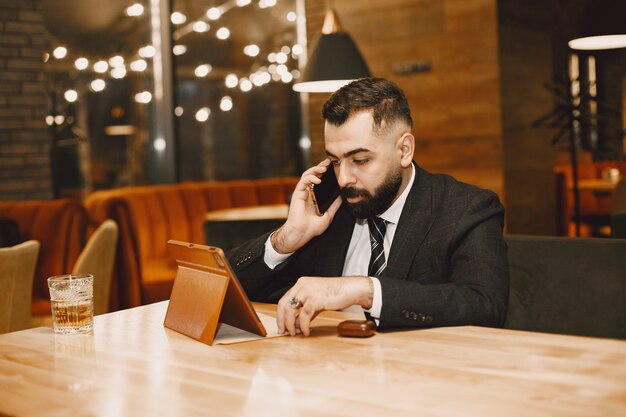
204,204,288,249
1,301,625,417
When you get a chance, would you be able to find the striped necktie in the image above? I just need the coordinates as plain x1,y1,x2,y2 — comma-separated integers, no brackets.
367,217,388,277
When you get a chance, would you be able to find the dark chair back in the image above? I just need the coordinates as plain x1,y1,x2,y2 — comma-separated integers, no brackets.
0,217,20,248
611,211,626,238
504,235,626,339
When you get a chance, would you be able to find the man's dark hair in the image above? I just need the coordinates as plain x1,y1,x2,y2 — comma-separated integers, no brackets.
321,77,413,133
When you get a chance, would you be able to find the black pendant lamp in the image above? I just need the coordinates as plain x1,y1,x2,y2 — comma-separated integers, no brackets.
293,8,370,93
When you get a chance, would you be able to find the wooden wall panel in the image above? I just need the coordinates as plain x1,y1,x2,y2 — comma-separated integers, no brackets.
304,0,505,198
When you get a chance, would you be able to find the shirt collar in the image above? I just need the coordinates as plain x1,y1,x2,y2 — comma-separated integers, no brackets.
378,163,415,225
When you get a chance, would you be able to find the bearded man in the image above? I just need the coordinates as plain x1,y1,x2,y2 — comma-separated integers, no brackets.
229,77,509,336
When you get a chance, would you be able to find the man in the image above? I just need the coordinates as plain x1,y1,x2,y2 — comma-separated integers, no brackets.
229,77,509,336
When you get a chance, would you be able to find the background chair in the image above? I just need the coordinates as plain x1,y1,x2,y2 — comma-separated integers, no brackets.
610,211,626,239
71,219,118,315
0,240,40,334
505,235,626,339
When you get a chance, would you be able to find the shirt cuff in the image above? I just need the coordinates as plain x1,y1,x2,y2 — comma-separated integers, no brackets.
263,232,293,269
364,277,382,324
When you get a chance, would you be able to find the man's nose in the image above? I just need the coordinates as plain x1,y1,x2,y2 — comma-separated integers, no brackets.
336,164,355,188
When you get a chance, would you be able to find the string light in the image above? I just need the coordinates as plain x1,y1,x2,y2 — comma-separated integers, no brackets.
52,46,67,59
54,115,65,125
138,45,156,58
192,21,210,33
90,79,106,92
171,12,186,24
243,44,260,57
109,55,124,67
219,96,233,111
172,45,187,55
291,44,303,55
216,27,230,40
130,59,147,72
111,66,127,79
64,89,78,102
225,73,238,88
93,60,109,73
135,91,152,103
43,3,302,112
194,64,212,77
126,3,144,17
153,138,166,151
74,57,89,70
275,52,288,64
206,7,221,20
195,107,211,122
239,78,252,92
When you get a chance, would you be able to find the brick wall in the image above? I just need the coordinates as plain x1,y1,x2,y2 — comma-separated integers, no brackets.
0,0,52,201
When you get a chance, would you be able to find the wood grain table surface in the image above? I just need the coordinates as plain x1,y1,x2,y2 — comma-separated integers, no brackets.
1,301,625,417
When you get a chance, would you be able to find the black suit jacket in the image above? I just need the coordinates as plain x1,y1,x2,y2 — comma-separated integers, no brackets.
229,164,509,330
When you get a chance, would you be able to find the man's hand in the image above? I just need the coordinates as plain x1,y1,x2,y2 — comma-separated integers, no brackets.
277,276,374,336
270,160,342,254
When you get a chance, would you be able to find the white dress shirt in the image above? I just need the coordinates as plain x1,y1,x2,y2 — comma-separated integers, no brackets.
264,164,416,321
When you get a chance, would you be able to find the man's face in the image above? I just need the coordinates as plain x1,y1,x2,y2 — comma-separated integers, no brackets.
324,111,406,219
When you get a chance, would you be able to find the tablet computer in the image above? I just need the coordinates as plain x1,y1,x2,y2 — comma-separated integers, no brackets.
164,240,267,345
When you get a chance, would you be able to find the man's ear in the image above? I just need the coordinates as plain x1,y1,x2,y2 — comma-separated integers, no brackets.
397,133,415,168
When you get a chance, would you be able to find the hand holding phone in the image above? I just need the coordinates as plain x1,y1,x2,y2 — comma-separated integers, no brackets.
311,166,340,215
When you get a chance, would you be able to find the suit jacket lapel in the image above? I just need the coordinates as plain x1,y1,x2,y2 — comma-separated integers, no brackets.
385,164,436,281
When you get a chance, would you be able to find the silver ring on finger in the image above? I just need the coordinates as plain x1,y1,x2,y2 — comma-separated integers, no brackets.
288,296,303,309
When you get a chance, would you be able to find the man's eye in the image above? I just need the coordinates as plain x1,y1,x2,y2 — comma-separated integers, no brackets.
353,159,369,165
330,159,340,165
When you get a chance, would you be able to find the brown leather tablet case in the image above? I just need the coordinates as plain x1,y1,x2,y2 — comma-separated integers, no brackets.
164,240,267,345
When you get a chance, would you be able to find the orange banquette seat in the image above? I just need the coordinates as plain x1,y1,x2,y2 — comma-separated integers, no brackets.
84,178,298,311
0,199,87,316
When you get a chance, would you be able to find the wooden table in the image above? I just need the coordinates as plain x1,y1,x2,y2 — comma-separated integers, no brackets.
1,302,625,417
204,204,288,249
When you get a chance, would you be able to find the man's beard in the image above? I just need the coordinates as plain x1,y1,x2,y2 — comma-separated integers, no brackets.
340,168,402,219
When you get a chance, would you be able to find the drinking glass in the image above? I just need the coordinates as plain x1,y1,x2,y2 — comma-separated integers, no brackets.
47,274,94,334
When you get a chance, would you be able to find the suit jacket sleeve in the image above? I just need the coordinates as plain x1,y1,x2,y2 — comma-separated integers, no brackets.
377,187,510,330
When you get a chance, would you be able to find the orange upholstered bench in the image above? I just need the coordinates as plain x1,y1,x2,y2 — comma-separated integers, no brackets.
0,199,88,316
85,178,298,310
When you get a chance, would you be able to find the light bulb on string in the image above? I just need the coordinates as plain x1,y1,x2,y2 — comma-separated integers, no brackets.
192,21,209,33
195,107,210,122
225,73,238,88
91,79,106,92
138,45,156,58
126,3,144,16
171,11,186,24
243,44,260,57
52,46,67,59
173,45,187,56
216,27,230,40
93,60,109,73
130,59,147,72
194,64,212,77
220,96,233,111
206,7,221,20
74,57,89,70
64,89,78,103
135,91,152,103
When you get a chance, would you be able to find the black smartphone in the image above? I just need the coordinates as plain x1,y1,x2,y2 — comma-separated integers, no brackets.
312,166,340,215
